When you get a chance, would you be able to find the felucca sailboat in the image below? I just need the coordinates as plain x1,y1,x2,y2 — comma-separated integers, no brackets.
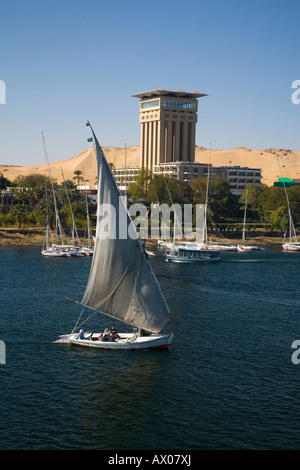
54,123,173,350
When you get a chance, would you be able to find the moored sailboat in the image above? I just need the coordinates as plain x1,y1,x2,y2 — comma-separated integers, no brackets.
195,145,236,253
41,133,71,257
282,240,300,252
54,123,173,350
41,133,92,258
282,208,300,251
59,167,86,256
237,189,263,252
278,159,300,252
80,181,94,256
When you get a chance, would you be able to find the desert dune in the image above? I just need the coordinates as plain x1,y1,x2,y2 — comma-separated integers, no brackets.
1,145,299,187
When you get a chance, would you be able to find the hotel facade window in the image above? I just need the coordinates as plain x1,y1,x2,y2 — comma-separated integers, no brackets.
161,99,196,109
141,100,159,109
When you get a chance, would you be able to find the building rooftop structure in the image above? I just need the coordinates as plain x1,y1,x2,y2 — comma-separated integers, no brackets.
132,89,208,100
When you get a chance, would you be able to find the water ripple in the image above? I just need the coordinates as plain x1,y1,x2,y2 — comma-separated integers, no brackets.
1,247,300,449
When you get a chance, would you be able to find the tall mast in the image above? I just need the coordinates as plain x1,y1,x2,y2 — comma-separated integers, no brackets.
82,167,91,247
242,188,248,243
44,174,50,249
163,175,182,244
42,132,64,245
277,158,297,242
203,143,211,244
124,142,127,202
60,167,79,246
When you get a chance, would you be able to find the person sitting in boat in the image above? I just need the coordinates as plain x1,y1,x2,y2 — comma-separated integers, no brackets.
138,329,150,337
110,326,120,342
76,329,92,340
76,329,85,339
103,327,110,342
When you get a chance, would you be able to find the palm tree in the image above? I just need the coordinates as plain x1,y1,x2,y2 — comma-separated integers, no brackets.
73,170,84,186
10,204,26,228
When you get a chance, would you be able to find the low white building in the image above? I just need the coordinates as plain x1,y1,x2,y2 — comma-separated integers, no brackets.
111,162,262,196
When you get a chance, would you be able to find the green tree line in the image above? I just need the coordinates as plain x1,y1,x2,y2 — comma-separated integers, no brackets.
1,169,299,232
127,169,300,232
0,172,96,230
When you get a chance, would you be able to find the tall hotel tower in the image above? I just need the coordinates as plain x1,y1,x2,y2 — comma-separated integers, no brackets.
132,89,207,171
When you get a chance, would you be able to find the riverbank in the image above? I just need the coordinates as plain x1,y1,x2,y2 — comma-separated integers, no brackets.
0,228,284,247
0,229,46,246
0,228,89,247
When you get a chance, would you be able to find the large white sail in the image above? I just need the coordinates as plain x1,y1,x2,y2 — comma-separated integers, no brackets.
81,125,171,333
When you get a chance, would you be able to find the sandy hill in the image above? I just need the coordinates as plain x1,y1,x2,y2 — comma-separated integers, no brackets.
195,147,300,186
1,146,299,187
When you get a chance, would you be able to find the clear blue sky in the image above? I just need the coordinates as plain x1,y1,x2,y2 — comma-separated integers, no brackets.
1,0,299,166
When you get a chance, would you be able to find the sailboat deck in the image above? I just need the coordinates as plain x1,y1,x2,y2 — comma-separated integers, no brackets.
66,333,172,350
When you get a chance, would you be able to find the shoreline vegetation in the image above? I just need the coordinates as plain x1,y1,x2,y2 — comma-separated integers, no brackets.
1,166,299,251
0,227,284,247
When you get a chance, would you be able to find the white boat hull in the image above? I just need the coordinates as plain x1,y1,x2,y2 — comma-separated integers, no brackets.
282,243,300,251
145,250,155,256
54,332,173,350
81,247,94,256
197,243,238,252
69,250,87,257
41,249,70,257
166,255,220,263
42,246,91,257
237,245,263,251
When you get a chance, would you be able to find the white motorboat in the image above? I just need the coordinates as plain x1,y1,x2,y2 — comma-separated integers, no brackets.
165,246,221,263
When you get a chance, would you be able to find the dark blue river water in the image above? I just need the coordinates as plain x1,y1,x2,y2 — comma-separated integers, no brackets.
1,245,300,450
